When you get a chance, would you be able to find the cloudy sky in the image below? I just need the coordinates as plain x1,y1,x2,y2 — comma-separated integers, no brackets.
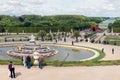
0,0,120,17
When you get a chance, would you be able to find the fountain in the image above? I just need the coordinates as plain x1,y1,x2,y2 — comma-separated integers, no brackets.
0,35,96,62
7,35,58,63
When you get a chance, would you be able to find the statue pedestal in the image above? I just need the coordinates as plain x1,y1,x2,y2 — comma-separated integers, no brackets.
33,51,39,65
34,60,39,64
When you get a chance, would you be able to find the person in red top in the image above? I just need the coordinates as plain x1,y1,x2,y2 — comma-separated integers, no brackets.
8,61,16,78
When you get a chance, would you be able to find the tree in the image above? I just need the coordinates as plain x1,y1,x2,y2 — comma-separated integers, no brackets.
0,27,5,33
38,30,47,41
91,23,97,31
47,33,53,41
73,31,80,42
53,33,57,39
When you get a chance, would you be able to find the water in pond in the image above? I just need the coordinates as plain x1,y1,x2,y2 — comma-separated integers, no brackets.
0,47,17,60
0,46,94,61
46,46,94,61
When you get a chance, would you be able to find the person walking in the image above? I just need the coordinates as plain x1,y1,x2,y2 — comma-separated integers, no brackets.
55,39,57,43
102,48,104,53
26,55,31,69
72,41,74,45
112,48,114,54
38,55,44,69
8,61,16,78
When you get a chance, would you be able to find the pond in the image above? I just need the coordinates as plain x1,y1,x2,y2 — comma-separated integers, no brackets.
0,47,17,60
0,46,94,61
46,46,94,61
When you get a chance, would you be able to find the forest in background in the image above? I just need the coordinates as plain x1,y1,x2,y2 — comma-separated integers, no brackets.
108,18,120,32
0,15,109,33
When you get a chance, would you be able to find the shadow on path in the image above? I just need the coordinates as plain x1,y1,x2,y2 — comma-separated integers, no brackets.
15,72,21,78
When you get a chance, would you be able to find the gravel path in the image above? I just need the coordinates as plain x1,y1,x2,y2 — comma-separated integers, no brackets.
0,65,120,80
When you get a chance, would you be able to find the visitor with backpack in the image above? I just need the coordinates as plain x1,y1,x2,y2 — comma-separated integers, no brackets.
8,61,16,78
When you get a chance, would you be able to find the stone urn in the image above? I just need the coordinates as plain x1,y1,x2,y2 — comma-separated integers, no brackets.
33,51,39,65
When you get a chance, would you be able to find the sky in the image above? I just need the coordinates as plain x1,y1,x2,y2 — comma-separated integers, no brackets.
0,0,120,17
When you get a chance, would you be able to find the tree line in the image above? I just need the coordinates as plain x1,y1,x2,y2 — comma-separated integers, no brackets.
0,15,108,33
108,18,120,32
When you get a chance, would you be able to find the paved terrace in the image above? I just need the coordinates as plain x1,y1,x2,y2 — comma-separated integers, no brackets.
0,65,120,80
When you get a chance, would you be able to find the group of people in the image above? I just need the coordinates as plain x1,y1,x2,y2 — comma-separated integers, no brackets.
8,55,44,78
21,55,31,69
22,55,44,69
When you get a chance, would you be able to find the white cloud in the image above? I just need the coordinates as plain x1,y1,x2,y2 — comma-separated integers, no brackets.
28,0,47,5
102,4,115,11
0,0,120,17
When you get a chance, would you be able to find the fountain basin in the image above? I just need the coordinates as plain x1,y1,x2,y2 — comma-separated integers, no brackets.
0,45,97,61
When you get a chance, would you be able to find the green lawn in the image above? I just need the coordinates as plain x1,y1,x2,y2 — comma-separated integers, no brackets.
105,35,120,46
